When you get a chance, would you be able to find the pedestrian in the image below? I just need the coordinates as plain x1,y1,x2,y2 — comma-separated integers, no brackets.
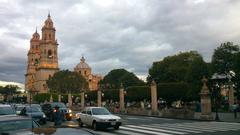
54,106,62,126
232,102,238,118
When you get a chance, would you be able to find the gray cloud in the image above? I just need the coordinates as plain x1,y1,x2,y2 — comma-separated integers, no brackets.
1,0,240,83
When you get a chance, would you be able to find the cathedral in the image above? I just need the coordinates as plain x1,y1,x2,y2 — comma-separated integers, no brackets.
25,14,102,94
74,57,102,91
25,14,59,94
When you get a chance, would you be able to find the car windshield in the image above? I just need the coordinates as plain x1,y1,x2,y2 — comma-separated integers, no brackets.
51,103,66,109
0,106,16,115
26,107,42,112
16,106,25,111
92,108,111,115
0,119,38,132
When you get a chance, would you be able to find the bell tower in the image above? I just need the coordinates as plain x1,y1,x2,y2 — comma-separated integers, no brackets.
34,13,59,93
25,29,40,92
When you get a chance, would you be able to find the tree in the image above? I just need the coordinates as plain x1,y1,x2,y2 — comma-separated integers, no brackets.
233,52,240,100
147,51,209,101
212,42,239,74
46,70,88,94
0,85,20,102
148,51,208,83
100,69,145,89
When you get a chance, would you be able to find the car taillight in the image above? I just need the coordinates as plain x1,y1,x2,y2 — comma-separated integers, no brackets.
53,109,56,112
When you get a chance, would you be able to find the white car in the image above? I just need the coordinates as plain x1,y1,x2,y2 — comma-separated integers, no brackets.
76,107,122,130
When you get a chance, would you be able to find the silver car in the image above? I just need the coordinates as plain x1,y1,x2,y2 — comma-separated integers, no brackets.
76,107,122,130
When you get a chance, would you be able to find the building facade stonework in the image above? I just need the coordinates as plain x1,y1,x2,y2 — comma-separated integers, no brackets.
74,57,102,91
25,14,59,93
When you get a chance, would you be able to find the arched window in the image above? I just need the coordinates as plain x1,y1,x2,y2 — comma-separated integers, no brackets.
48,50,53,58
49,34,51,39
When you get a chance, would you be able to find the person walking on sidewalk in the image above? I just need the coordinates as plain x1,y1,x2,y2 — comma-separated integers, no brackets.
232,102,239,118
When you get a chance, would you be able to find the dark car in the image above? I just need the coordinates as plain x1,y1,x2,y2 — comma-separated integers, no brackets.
20,106,46,124
0,115,39,134
42,102,72,121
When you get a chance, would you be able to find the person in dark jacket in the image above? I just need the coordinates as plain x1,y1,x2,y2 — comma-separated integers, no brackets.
54,106,62,126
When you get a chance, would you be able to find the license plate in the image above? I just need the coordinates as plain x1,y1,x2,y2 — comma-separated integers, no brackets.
111,122,116,125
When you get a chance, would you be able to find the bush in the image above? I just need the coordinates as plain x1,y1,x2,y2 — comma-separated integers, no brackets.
103,89,119,101
125,86,150,102
157,82,191,103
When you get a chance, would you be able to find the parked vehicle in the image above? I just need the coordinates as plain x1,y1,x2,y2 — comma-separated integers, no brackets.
15,105,26,115
0,104,16,116
0,115,94,135
20,105,46,124
0,115,39,134
76,107,122,130
42,102,72,121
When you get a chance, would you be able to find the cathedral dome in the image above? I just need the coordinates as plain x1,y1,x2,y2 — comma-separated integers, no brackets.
75,57,91,69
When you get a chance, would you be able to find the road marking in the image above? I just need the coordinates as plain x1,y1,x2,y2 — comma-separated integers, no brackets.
140,124,202,133
115,130,146,135
120,126,173,135
144,117,173,120
153,122,240,132
125,125,187,134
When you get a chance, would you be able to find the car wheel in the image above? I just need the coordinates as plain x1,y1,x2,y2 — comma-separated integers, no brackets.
78,119,83,127
92,121,98,131
114,126,119,130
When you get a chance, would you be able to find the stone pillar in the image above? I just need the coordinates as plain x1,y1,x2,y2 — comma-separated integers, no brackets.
200,77,213,120
119,84,125,113
68,93,72,107
50,94,53,103
151,80,158,115
58,94,61,102
229,83,234,107
97,90,102,107
81,92,85,109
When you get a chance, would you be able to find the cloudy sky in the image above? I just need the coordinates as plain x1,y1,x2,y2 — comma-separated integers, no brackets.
1,0,240,83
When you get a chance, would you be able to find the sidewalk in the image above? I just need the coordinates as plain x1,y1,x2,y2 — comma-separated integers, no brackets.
195,112,240,123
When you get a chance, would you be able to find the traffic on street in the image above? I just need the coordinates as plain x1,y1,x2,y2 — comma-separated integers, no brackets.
1,103,240,135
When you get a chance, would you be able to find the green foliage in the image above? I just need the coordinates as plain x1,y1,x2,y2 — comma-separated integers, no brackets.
103,89,119,101
100,69,145,88
147,51,208,102
212,42,239,74
148,51,208,83
47,70,88,94
125,86,151,102
0,85,20,95
157,82,193,103
85,91,97,102
0,85,20,101
33,93,52,103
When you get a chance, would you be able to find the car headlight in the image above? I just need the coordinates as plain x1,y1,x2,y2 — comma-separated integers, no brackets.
99,119,108,122
43,114,46,118
68,109,72,113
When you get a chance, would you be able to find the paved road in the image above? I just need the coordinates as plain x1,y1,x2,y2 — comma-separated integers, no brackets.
47,115,240,135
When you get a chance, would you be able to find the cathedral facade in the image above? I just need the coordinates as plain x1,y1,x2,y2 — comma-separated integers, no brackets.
74,57,102,91
25,14,59,93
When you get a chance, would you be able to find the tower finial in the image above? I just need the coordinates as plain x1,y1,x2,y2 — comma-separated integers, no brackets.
35,26,37,33
48,10,51,18
81,55,85,63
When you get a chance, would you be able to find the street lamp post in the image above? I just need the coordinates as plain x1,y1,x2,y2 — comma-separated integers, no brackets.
212,83,220,121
